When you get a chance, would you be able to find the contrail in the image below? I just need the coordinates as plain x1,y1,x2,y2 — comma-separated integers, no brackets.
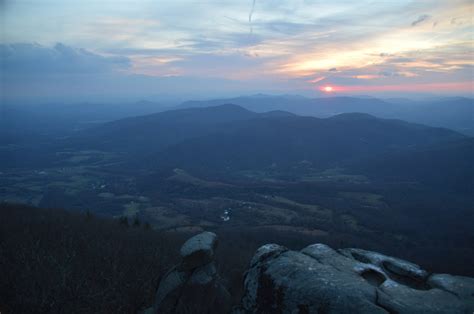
249,0,256,34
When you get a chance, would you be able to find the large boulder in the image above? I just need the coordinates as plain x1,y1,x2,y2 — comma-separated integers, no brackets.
151,231,230,314
239,243,474,313
179,231,217,270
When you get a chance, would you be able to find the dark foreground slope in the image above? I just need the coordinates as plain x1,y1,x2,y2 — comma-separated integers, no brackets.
0,203,183,314
2,204,473,313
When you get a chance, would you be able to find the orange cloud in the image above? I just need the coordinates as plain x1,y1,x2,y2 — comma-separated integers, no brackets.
336,81,473,93
308,76,326,83
352,75,383,80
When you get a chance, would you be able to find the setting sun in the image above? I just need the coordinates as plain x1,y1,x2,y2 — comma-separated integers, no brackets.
323,86,333,92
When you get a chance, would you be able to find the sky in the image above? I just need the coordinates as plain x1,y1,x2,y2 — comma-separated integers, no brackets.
1,0,473,103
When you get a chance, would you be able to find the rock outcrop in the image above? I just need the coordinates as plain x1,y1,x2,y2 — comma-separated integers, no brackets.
148,232,473,314
150,231,231,314
239,243,474,314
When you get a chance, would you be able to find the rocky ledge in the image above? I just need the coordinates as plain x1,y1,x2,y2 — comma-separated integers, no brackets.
239,243,474,314
149,232,474,314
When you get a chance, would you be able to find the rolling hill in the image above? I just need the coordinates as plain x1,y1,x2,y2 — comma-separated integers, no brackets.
126,108,466,175
58,105,465,169
63,104,261,154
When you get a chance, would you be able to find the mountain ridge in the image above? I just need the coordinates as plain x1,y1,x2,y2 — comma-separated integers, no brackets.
178,95,474,135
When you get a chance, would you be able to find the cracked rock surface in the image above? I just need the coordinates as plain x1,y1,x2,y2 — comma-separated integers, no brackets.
239,243,474,314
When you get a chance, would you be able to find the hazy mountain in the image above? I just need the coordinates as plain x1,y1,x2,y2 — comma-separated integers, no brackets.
386,97,474,135
179,95,474,135
350,138,474,193
65,104,260,154
180,95,396,117
128,108,465,174
0,101,167,143
62,105,463,163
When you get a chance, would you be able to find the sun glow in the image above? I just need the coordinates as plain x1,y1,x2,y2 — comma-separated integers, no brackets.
323,86,333,92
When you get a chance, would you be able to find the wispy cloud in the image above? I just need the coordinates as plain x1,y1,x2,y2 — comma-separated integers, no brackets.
249,0,256,33
1,43,130,75
411,14,431,27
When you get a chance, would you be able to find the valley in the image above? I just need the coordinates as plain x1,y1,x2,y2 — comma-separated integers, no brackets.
2,103,473,276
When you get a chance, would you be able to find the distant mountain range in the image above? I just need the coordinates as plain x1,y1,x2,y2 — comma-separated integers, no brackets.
70,104,463,159
3,95,472,145
3,102,472,192
56,104,471,191
179,95,474,135
0,101,168,143
143,107,464,173
65,104,261,154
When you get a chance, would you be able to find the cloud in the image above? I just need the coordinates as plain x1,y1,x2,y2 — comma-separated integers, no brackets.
411,14,430,26
249,0,256,33
150,52,275,80
1,43,132,103
308,76,326,83
0,42,296,103
1,43,130,75
2,0,473,100
185,33,264,51
260,21,316,35
387,57,417,63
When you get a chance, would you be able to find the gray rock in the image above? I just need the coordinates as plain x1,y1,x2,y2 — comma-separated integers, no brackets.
179,231,217,270
340,248,428,285
302,243,366,272
428,274,474,311
153,267,190,313
188,261,217,285
174,262,220,313
378,280,466,313
151,234,474,313
240,243,474,314
242,244,387,313
241,244,288,311
152,232,230,314
249,243,287,267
